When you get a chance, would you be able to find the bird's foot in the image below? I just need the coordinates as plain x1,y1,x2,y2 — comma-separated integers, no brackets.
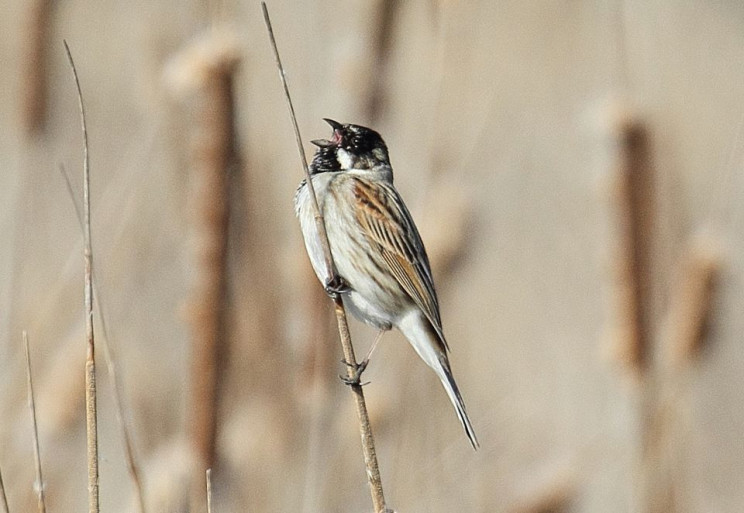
324,275,350,299
339,358,370,387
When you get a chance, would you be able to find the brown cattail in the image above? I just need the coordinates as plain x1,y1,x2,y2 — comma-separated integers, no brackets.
509,473,575,513
364,0,400,123
417,178,472,279
664,234,721,367
22,0,53,135
165,29,242,513
611,117,657,372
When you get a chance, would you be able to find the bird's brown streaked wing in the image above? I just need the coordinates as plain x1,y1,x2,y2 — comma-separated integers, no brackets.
352,178,448,350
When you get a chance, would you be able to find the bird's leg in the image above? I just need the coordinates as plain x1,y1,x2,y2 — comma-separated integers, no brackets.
360,329,385,369
340,330,385,386
324,273,350,299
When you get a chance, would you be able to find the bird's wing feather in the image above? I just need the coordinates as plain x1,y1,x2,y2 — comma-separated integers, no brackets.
352,178,448,350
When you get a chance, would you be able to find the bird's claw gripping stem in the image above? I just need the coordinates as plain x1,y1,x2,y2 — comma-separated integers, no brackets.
324,275,350,298
340,358,370,387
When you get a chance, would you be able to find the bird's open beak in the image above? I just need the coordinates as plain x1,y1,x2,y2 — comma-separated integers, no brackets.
323,118,343,130
311,138,333,148
312,118,344,148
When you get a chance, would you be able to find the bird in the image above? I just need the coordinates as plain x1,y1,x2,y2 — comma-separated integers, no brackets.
294,118,479,450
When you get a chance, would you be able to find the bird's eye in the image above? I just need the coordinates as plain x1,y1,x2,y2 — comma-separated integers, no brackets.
352,133,371,150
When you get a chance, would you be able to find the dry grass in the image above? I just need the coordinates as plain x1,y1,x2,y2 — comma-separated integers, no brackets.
0,466,8,513
23,332,45,513
205,468,213,513
63,40,99,513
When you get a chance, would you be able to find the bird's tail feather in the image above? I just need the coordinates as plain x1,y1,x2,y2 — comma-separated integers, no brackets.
439,363,479,450
399,312,479,449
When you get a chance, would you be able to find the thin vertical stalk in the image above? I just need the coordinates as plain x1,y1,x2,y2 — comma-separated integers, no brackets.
0,465,9,513
262,4,389,512
23,331,46,513
59,164,146,513
206,469,213,513
63,40,99,513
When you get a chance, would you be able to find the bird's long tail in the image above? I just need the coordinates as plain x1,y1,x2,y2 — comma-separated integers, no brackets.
399,312,479,449
438,362,479,450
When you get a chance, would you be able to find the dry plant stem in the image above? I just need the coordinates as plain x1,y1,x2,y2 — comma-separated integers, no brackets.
0,466,9,513
262,4,388,512
63,40,99,513
205,469,213,513
22,0,52,134
58,165,146,513
23,332,46,513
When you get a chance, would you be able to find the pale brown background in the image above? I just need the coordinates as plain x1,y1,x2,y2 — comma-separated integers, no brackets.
1,1,743,512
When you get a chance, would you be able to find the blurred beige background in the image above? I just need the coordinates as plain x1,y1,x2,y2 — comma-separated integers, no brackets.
1,1,744,512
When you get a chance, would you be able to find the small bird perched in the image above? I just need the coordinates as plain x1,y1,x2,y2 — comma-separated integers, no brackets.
295,119,479,450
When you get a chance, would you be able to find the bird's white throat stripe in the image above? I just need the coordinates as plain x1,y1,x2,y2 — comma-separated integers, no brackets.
336,148,353,169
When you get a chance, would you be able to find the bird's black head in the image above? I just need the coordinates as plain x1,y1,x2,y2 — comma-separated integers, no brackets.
309,119,390,175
